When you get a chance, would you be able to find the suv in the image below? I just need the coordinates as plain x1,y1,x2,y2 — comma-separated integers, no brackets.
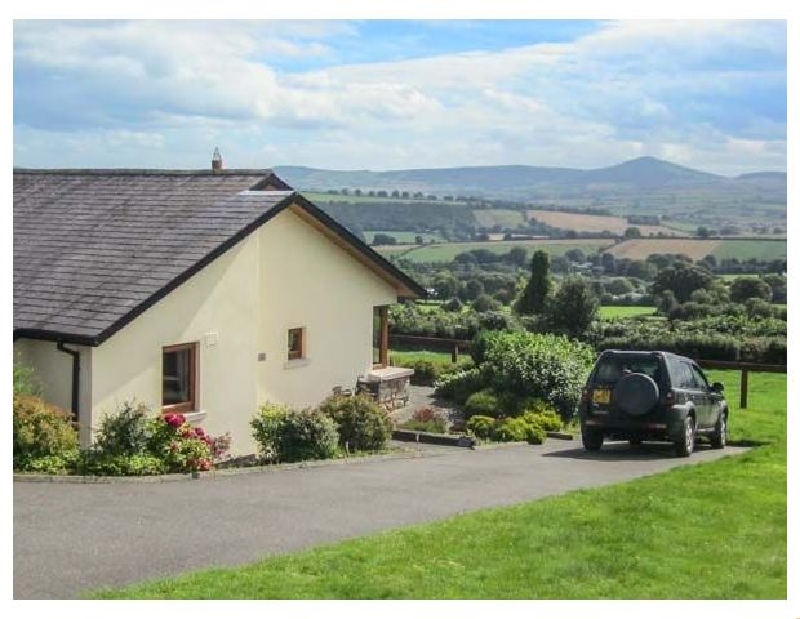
578,350,728,457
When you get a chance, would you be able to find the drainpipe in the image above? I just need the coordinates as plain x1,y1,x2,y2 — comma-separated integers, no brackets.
57,342,80,422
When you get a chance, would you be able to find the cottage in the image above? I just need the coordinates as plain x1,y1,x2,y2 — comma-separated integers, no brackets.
13,160,424,454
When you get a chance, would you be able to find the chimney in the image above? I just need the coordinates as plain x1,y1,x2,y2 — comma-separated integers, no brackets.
211,147,223,172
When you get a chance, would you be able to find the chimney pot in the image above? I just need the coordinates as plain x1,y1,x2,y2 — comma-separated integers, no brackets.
211,147,223,172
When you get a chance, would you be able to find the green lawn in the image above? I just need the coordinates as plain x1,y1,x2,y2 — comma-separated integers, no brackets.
473,209,526,229
380,240,613,263
599,306,656,319
91,370,785,600
711,239,787,261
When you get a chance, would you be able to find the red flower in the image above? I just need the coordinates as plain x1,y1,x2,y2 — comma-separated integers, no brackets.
195,427,205,437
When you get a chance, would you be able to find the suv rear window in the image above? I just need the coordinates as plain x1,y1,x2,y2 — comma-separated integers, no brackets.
593,356,662,384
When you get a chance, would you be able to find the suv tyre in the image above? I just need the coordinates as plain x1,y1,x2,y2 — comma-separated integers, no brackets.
710,413,727,450
582,428,604,452
675,415,695,458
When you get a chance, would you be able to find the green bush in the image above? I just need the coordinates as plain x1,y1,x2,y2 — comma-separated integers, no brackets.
491,418,528,442
466,415,495,439
252,403,339,463
522,410,561,432
434,368,484,405
93,400,151,457
13,361,41,396
464,389,501,419
13,395,79,473
319,395,392,452
76,452,165,477
481,331,595,419
521,420,547,445
401,358,473,387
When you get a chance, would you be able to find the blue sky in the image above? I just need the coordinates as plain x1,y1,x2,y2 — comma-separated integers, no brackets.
12,19,787,175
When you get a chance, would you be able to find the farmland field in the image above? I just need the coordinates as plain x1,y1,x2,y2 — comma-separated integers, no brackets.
473,209,526,229
304,192,469,205
376,239,614,262
608,239,722,260
526,209,677,236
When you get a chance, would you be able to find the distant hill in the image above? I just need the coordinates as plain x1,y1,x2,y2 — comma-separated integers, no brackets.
274,156,785,204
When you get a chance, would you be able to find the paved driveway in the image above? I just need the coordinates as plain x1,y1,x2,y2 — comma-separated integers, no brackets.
14,440,747,599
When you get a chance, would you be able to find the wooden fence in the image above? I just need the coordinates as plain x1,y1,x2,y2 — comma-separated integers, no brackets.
389,334,786,409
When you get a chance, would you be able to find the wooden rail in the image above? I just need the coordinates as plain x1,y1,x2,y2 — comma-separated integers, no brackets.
389,334,786,409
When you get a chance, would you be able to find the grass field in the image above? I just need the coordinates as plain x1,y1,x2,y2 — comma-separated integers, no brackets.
473,209,526,229
376,239,613,262
93,371,786,600
712,240,787,261
599,306,656,319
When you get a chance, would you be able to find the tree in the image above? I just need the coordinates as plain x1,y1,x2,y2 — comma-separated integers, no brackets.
657,290,679,316
730,277,772,304
372,233,397,246
507,247,528,267
606,278,634,296
545,277,599,339
651,264,713,303
565,248,585,263
462,278,485,302
433,274,459,299
473,293,502,313
624,227,642,239
601,252,616,273
414,235,424,245
697,226,710,239
516,250,552,315
762,274,787,303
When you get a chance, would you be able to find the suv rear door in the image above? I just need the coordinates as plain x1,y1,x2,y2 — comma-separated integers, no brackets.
690,363,713,429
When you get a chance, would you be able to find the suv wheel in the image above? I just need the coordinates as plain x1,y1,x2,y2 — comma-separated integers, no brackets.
675,416,695,458
582,428,604,452
710,413,727,450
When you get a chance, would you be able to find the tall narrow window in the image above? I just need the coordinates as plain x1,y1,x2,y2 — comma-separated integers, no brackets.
373,306,388,368
288,327,305,361
163,342,197,414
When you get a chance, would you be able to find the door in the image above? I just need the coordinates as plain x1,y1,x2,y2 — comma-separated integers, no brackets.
689,363,712,428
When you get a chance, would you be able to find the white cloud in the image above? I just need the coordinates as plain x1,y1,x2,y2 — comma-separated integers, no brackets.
12,19,786,175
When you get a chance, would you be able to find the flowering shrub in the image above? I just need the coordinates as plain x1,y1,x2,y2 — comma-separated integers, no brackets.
77,402,214,476
399,407,447,433
13,395,79,474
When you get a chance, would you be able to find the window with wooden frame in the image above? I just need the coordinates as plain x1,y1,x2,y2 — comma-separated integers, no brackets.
162,342,197,414
288,327,305,361
373,306,389,368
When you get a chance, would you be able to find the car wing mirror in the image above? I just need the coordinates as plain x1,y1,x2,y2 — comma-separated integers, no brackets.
712,381,724,392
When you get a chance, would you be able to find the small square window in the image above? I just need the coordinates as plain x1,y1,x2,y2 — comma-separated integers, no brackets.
288,328,305,361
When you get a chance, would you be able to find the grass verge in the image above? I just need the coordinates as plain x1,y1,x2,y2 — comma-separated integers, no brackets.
90,371,785,600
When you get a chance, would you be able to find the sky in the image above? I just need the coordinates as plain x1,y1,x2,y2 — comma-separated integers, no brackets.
12,19,788,176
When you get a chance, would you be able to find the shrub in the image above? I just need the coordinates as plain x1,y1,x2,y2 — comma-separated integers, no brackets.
399,407,447,433
491,418,528,442
13,395,79,474
522,410,562,432
13,361,41,396
93,400,151,457
76,452,165,477
466,415,495,439
464,389,501,418
434,368,484,405
521,420,547,445
481,331,595,419
252,403,339,463
319,395,392,452
402,358,473,387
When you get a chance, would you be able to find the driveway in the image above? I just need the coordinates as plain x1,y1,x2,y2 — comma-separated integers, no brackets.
14,440,747,599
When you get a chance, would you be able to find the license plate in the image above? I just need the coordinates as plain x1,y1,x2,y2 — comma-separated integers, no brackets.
592,389,610,405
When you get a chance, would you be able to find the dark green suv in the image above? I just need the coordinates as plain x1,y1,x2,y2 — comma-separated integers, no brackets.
578,350,728,457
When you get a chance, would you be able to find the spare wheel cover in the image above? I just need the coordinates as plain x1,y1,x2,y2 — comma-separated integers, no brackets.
612,373,659,416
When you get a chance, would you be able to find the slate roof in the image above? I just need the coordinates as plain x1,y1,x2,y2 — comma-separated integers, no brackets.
14,169,423,345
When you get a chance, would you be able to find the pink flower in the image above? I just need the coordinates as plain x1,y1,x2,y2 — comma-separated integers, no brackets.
195,427,205,437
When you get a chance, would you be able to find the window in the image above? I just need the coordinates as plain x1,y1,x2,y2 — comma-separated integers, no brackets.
691,365,710,390
163,343,197,414
288,328,305,361
373,306,389,368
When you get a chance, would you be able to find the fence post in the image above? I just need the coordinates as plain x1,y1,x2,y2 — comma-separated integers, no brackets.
452,345,459,363
740,369,749,409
